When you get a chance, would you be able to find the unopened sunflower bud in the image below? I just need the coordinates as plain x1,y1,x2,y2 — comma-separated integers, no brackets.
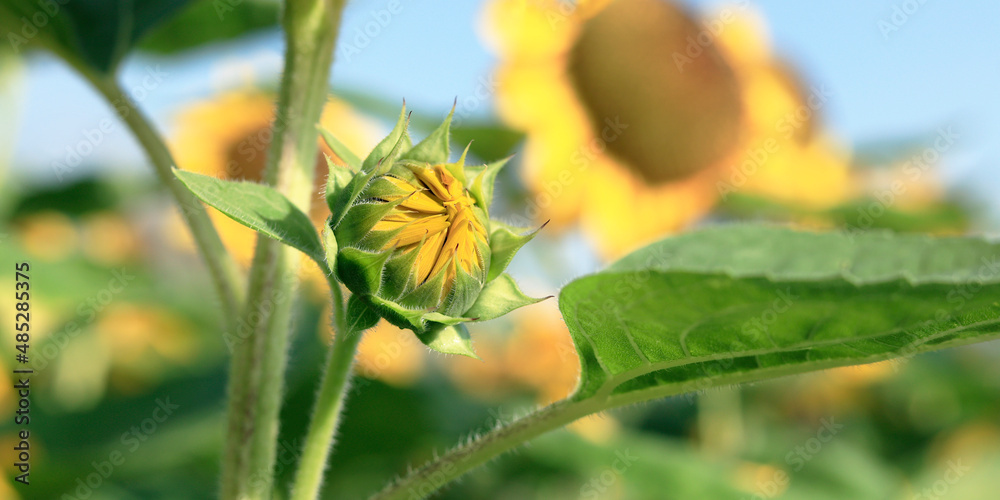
322,106,545,357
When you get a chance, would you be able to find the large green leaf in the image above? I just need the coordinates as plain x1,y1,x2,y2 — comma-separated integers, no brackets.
138,0,279,55
0,0,194,75
559,225,1000,407
174,169,325,266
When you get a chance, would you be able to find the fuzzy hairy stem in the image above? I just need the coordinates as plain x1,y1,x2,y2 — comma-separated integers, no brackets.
83,72,244,324
220,0,347,498
289,289,360,500
368,398,601,500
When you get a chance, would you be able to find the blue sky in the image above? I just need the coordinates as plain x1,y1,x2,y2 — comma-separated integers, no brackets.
7,0,1000,210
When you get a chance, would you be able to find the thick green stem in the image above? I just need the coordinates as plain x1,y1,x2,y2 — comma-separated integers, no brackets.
220,0,347,498
368,398,601,500
290,293,360,500
83,72,245,323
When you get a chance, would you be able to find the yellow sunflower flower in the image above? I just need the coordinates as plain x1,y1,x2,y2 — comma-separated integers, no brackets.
484,0,745,258
485,0,860,257
169,91,378,270
712,9,856,208
370,164,489,290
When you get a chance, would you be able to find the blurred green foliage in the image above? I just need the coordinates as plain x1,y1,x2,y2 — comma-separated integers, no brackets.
1,175,998,499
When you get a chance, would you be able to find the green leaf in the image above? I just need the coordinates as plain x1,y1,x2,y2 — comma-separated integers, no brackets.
0,0,195,75
417,324,479,359
319,127,362,169
138,0,279,55
173,169,324,265
559,224,1000,407
466,273,548,322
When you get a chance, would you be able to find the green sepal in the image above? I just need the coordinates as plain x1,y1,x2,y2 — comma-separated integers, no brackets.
364,175,415,199
468,156,511,212
398,266,449,310
365,295,431,332
422,312,472,326
335,247,392,297
381,246,422,300
417,323,479,359
327,111,415,226
441,268,484,317
325,155,356,208
362,105,411,173
329,166,377,229
346,294,381,332
401,106,454,167
322,219,338,272
465,273,548,322
363,294,469,334
318,126,362,169
451,142,472,183
487,220,545,282
334,199,404,251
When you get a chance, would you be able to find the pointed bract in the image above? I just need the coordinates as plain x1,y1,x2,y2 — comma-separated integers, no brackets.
322,219,339,271
318,126,362,170
465,273,549,322
469,156,511,212
336,246,392,296
325,155,356,208
346,294,381,332
329,164,379,228
487,220,545,282
362,105,410,173
417,324,479,359
402,107,454,166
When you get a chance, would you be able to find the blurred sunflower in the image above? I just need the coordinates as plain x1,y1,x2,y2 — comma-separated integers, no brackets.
48,303,198,409
711,9,855,208
14,210,78,260
442,303,621,441
776,362,893,420
484,0,742,258
169,91,379,275
80,211,141,264
97,304,197,369
484,0,859,257
444,303,579,404
341,319,427,388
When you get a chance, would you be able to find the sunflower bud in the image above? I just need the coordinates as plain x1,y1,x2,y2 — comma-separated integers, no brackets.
322,106,545,357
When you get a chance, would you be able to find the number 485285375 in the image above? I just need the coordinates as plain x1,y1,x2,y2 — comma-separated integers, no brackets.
14,263,29,355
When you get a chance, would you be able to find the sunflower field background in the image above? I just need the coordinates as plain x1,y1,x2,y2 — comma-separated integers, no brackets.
2,0,1000,499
